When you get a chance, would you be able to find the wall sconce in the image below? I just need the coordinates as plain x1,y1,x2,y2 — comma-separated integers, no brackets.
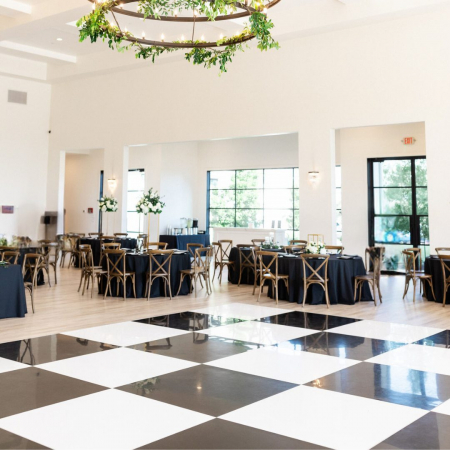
308,171,320,183
108,178,117,191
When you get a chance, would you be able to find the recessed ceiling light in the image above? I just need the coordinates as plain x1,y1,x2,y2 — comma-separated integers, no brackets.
56,38,63,41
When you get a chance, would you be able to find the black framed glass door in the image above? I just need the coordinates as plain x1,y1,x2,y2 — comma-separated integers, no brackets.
368,156,429,272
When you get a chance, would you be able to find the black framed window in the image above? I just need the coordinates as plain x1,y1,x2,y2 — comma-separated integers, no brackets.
207,168,299,242
126,169,145,238
368,156,429,272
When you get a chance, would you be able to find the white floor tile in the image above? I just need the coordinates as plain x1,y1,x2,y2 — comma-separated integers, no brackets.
368,344,450,376
433,399,450,415
37,347,198,388
62,321,190,347
0,389,213,450
207,346,359,384
220,386,427,450
0,357,28,374
198,321,315,346
190,303,292,320
327,320,442,344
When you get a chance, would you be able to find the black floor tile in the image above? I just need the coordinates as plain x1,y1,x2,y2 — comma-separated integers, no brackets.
139,419,329,449
117,365,297,416
275,332,403,360
0,367,107,419
0,428,48,450
372,412,450,449
0,335,116,366
305,362,450,410
414,331,450,349
260,312,361,330
128,333,259,363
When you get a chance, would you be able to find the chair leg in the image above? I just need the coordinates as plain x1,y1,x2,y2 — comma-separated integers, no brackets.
275,280,279,305
78,271,84,293
238,266,243,287
359,282,363,303
428,279,436,301
444,284,448,307
257,277,263,303
354,279,358,302
302,280,308,307
132,275,136,298
176,274,185,296
372,281,377,306
413,278,416,302
325,282,330,309
219,265,223,284
167,276,173,300
31,289,35,313
403,277,409,299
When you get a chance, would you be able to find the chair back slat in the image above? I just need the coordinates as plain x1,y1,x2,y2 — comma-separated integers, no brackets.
148,250,174,277
301,254,330,283
147,242,169,251
2,251,19,264
218,240,233,260
289,240,307,246
104,250,127,276
256,251,279,278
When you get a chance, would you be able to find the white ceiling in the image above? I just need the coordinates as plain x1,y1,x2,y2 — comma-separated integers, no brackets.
1,0,450,79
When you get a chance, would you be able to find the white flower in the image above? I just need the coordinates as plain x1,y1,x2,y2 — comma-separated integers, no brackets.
101,206,106,212
142,205,149,213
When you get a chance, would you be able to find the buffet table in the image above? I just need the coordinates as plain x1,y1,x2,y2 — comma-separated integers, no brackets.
0,265,27,319
159,235,210,251
101,252,191,298
229,248,372,305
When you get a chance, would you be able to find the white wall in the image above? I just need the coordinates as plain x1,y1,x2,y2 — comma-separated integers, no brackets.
339,123,426,256
0,74,51,241
46,6,450,251
64,150,104,234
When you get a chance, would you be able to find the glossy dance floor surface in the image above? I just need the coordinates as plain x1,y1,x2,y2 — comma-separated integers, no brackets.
1,303,450,449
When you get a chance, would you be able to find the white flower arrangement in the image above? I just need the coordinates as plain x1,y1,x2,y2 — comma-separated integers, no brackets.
305,241,326,255
136,188,165,215
98,196,118,213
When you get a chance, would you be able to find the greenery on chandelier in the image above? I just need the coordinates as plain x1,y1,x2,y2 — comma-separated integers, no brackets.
77,0,279,73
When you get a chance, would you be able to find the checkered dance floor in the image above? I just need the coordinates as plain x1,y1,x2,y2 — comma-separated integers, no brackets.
0,303,450,449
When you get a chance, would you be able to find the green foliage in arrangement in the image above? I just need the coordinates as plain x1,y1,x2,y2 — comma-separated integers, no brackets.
77,0,279,73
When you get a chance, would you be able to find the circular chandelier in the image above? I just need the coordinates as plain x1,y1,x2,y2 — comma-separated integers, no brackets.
77,0,281,73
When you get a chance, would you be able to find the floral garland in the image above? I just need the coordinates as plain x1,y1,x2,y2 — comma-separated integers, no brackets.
305,241,326,255
76,0,280,73
99,196,119,212
136,188,165,215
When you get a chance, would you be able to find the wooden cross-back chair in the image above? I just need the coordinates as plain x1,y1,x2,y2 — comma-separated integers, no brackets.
236,245,258,291
78,246,107,297
101,236,116,240
438,255,450,307
301,254,330,308
114,233,128,238
402,249,435,302
40,242,60,286
307,234,324,244
58,234,71,267
100,242,121,265
66,234,82,269
178,247,213,297
146,250,174,300
22,253,43,313
436,247,450,256
251,239,265,246
366,246,385,301
147,242,169,251
213,240,234,284
325,245,344,254
89,232,103,238
289,240,307,246
283,245,304,255
256,251,289,304
103,249,136,300
1,251,19,265
354,248,382,305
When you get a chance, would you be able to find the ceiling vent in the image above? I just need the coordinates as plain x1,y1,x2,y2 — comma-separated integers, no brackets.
8,90,27,105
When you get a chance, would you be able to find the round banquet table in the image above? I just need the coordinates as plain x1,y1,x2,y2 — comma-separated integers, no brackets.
229,248,372,305
0,265,28,319
100,252,191,298
78,237,138,267
424,256,449,304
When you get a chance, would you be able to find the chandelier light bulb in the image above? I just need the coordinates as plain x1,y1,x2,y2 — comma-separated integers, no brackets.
119,3,123,8
181,34,185,40
174,9,178,17
124,27,127,33
142,31,145,38
219,34,223,39
263,7,268,14
201,35,205,41
193,9,198,17
161,34,165,41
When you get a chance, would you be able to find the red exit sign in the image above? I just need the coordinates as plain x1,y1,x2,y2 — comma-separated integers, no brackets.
402,137,416,145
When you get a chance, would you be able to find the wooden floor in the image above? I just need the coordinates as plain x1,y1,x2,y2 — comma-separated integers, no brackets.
1,267,449,344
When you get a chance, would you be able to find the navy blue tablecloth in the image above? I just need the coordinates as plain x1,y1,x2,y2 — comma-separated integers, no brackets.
78,238,138,266
100,252,191,298
425,256,448,304
0,265,27,319
159,235,211,251
229,248,372,305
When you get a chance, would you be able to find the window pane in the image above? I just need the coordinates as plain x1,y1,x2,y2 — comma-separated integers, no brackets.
335,166,342,188
264,210,293,231
210,190,235,208
416,188,428,215
236,170,263,189
294,169,299,188
420,216,430,245
415,159,427,186
127,212,142,233
210,209,235,228
264,189,293,209
294,209,300,230
336,188,342,210
382,244,413,272
127,191,142,212
209,171,235,189
264,169,293,189
373,160,412,187
374,188,412,215
374,216,411,244
236,210,264,228
128,170,145,191
236,190,263,209
336,210,342,233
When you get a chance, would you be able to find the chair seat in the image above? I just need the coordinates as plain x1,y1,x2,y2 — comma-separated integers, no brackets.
181,268,205,275
110,271,135,277
355,274,375,281
263,273,289,280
